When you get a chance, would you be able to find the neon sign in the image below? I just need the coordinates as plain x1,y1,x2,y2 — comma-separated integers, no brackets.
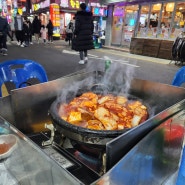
50,3,60,27
92,7,108,17
69,0,80,9
114,7,124,17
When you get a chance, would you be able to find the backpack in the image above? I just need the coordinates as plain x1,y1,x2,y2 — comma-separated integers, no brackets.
66,22,73,33
69,22,73,30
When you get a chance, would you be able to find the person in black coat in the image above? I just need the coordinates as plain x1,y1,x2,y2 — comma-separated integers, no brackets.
46,20,53,43
22,20,29,46
26,19,33,44
0,15,8,55
72,3,94,64
32,15,41,44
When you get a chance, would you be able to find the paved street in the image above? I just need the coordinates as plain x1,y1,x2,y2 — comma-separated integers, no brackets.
1,39,181,86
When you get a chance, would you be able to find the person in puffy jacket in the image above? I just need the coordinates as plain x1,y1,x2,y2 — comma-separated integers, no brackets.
46,20,53,43
72,3,94,64
32,15,41,44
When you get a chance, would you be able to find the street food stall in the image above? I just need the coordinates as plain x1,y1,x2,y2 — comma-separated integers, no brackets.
0,67,185,184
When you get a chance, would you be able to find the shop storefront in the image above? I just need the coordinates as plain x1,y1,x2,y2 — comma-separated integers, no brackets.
92,5,108,47
31,0,108,41
0,0,20,23
135,2,185,40
59,0,77,37
59,0,108,41
106,0,185,59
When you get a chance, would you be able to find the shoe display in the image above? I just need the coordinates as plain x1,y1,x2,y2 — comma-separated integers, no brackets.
78,60,85,64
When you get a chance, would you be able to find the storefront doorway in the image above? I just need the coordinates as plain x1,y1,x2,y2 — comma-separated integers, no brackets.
121,5,138,47
111,6,124,46
111,5,138,48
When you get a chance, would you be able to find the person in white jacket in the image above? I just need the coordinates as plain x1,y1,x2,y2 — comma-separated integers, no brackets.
14,12,24,46
40,25,47,43
9,18,15,40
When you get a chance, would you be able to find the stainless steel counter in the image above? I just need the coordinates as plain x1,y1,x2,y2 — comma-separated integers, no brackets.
0,70,185,185
0,117,81,185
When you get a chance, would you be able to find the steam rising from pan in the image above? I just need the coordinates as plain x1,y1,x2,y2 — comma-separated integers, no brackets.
57,59,136,104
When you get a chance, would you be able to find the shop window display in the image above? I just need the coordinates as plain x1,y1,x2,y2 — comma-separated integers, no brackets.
136,2,183,40
148,4,161,38
137,5,150,38
157,3,175,39
137,4,161,38
170,2,185,39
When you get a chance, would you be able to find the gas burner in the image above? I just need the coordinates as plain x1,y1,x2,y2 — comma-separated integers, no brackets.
53,131,106,175
66,148,104,174
28,131,100,185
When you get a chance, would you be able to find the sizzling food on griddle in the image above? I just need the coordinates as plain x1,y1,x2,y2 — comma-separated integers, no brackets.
58,92,148,130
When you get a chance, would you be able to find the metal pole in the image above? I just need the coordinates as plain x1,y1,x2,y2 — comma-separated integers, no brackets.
105,5,114,46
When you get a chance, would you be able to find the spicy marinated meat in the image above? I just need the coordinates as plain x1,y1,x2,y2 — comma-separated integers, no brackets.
58,92,148,130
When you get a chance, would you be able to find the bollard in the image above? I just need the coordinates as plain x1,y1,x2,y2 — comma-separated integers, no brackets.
105,60,111,71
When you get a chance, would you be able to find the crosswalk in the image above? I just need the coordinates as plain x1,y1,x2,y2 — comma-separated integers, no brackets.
62,49,140,68
6,40,140,67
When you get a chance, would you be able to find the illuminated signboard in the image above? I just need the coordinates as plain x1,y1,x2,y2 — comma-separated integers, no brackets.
50,3,60,27
68,0,80,9
33,4,40,11
60,0,68,8
50,3,60,37
92,7,108,17
114,7,124,17
40,0,49,9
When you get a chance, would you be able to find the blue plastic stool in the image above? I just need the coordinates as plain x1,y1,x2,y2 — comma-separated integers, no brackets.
172,67,185,86
0,59,48,97
176,147,185,185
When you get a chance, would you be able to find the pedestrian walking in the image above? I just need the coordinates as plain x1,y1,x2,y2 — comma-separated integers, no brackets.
14,12,24,47
7,23,13,41
22,20,29,46
72,3,94,64
46,19,53,43
65,19,74,46
0,14,8,55
32,15,41,44
26,19,33,44
9,18,15,40
40,25,47,43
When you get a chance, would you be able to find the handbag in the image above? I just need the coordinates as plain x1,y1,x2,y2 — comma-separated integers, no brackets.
65,37,69,42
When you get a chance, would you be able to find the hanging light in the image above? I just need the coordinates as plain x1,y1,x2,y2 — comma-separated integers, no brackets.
166,3,175,12
153,4,161,11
